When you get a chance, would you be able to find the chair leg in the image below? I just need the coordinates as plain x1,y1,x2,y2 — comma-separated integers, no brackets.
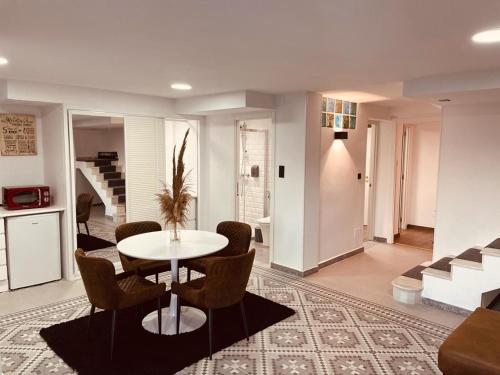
155,273,159,284
176,297,181,334
239,301,249,341
208,308,213,360
85,222,90,235
87,305,96,338
77,223,81,234
187,268,191,282
157,297,162,335
110,310,117,361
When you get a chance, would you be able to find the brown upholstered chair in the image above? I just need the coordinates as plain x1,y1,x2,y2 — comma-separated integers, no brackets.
438,307,500,374
76,193,94,235
115,221,171,283
75,249,165,360
185,221,251,281
172,249,255,359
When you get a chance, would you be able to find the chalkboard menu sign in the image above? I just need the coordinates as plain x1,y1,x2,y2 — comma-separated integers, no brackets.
0,114,37,156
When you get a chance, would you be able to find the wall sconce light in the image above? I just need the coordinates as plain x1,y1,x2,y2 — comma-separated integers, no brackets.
334,131,348,140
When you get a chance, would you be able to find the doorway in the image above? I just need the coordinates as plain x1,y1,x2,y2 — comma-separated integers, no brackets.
70,112,125,259
394,123,441,250
236,117,274,266
363,122,378,241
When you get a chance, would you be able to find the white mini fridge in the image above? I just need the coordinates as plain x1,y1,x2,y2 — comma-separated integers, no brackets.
6,212,61,289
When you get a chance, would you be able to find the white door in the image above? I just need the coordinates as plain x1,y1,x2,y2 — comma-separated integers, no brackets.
124,116,166,223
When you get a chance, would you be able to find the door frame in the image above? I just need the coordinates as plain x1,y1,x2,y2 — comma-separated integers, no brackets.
233,113,276,266
67,109,125,274
398,125,413,232
365,121,379,241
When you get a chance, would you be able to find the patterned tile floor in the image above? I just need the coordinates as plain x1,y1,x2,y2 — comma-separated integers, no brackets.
84,219,120,263
0,265,451,374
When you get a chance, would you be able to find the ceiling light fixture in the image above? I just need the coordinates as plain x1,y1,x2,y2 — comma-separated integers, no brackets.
0,57,9,65
472,28,500,44
170,83,192,91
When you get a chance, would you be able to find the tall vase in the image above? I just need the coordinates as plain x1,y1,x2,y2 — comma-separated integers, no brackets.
170,221,181,242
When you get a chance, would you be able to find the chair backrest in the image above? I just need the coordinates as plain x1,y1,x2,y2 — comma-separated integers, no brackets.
203,249,255,308
216,221,252,257
115,221,162,269
115,221,162,243
74,249,123,310
76,193,94,221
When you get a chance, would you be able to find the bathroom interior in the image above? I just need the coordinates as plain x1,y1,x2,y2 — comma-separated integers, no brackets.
237,118,273,266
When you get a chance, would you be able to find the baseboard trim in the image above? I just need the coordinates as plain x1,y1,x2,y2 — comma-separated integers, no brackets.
270,263,318,277
422,297,471,316
373,236,387,243
407,224,434,231
318,247,364,269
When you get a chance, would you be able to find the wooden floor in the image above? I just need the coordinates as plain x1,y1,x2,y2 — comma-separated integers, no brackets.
394,226,434,250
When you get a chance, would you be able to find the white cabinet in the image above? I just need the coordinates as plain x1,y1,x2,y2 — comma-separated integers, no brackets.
6,212,61,289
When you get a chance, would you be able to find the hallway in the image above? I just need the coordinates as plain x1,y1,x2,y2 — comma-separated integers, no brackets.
395,226,434,251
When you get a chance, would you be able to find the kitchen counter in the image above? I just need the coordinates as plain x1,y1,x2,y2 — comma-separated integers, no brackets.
0,206,65,218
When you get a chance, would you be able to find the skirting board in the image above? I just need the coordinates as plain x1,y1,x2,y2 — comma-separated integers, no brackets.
318,247,364,269
373,236,387,243
270,246,364,277
422,297,471,316
407,224,434,231
270,263,318,277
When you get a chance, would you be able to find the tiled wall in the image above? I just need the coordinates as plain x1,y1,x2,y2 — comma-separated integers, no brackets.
238,128,271,232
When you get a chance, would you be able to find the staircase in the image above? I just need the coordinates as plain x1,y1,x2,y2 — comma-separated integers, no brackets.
75,153,126,224
392,239,500,312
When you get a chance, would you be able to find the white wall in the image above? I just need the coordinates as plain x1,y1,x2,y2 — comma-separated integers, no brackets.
0,105,45,203
199,93,321,273
302,92,321,271
41,104,72,277
319,104,393,262
198,114,237,232
434,103,500,260
406,122,440,228
73,127,125,162
273,93,309,271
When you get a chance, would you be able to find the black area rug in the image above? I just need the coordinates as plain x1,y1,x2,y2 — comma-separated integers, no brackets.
40,291,294,375
77,233,115,251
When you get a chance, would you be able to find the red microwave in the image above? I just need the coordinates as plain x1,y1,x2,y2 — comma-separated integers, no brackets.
2,185,50,210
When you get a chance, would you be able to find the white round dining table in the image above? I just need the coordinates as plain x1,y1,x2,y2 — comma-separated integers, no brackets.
117,229,229,335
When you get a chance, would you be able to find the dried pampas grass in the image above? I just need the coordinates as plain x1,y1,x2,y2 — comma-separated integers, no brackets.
157,128,192,239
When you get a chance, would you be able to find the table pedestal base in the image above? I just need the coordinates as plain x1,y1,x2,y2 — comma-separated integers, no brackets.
142,306,207,335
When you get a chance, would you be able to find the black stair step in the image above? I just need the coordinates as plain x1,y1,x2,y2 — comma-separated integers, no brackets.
113,187,125,195
456,248,482,263
486,238,500,249
99,165,117,173
429,257,454,273
107,179,125,187
117,195,126,203
402,265,426,281
94,160,113,167
103,172,122,180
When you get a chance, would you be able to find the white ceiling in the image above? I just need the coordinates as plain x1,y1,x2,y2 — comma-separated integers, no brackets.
1,0,500,98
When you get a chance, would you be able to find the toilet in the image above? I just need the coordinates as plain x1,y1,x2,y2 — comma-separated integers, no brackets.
257,216,271,247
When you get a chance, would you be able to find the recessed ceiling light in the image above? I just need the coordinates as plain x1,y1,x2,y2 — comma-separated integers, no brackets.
472,28,500,44
170,83,192,90
0,57,8,65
